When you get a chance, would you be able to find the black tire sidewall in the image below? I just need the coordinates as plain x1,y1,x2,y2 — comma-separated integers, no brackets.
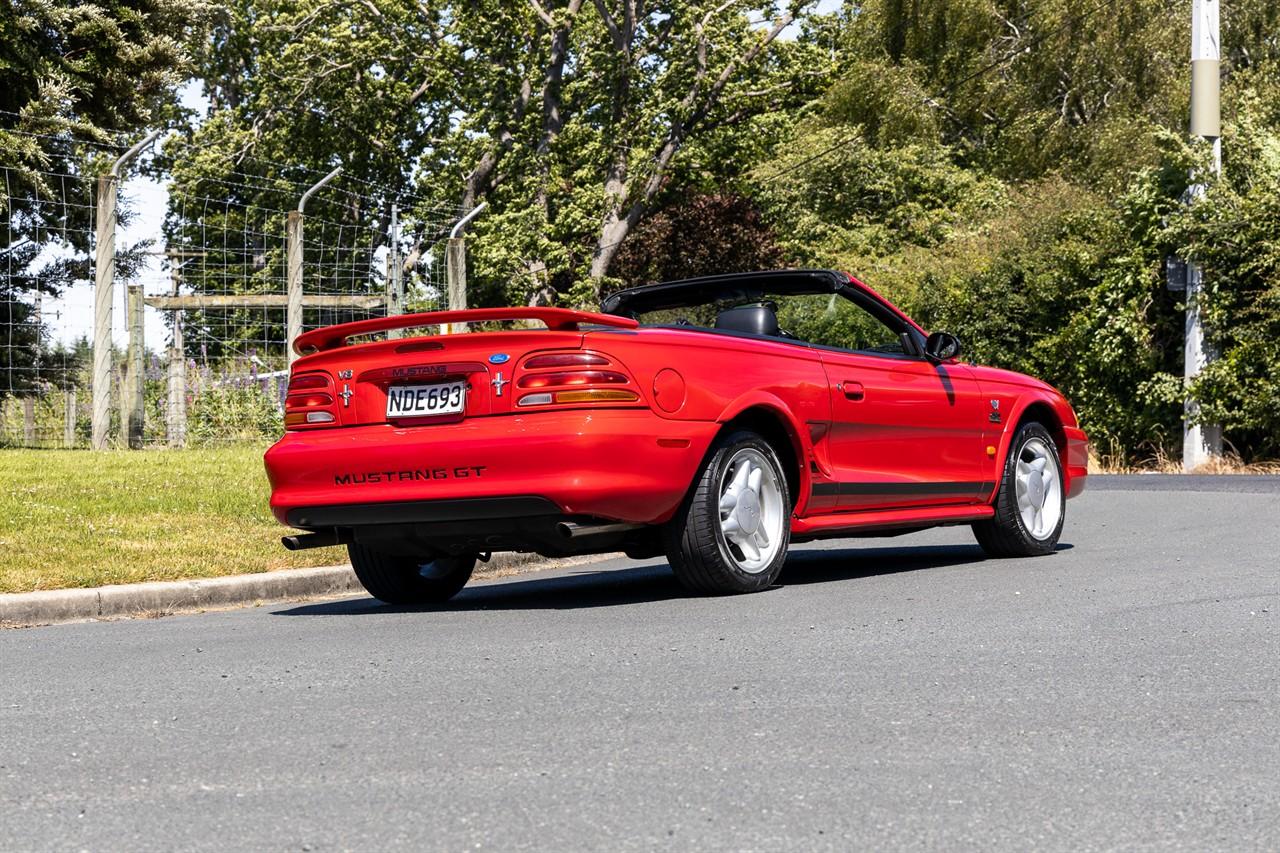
695,431,791,591
1000,423,1065,553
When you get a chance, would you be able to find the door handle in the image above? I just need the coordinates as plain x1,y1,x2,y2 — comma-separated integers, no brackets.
840,381,865,401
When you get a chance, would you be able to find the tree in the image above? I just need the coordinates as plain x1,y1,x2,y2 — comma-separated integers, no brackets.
746,0,1280,462
611,193,784,286
0,0,205,392
174,0,831,313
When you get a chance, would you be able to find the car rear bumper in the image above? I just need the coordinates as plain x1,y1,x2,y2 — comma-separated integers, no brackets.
264,409,719,529
1064,426,1088,498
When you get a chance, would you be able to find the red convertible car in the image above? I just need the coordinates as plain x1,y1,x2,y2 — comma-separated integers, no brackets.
265,269,1087,602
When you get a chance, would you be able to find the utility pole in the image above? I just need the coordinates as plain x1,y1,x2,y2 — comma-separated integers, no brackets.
287,166,341,365
1184,0,1222,471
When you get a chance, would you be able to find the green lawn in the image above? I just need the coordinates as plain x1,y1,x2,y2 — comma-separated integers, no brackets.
0,447,347,594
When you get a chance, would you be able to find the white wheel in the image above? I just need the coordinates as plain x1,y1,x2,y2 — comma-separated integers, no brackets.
973,421,1065,557
665,429,792,594
716,447,787,573
1015,436,1063,540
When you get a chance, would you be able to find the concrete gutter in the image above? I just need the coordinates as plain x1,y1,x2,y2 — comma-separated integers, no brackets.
0,552,592,628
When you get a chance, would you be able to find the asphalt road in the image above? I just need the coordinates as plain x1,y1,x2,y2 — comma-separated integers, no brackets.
3,477,1278,852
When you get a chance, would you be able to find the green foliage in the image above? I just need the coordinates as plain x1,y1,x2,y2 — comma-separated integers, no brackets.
187,385,282,445
174,0,833,309
906,177,1186,457
1,0,207,392
1169,69,1280,458
747,0,1280,462
9,0,1280,462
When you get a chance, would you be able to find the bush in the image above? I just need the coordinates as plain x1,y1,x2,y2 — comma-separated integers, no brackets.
187,384,282,445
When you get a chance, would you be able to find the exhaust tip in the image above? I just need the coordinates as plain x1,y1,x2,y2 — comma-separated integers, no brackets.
281,530,347,551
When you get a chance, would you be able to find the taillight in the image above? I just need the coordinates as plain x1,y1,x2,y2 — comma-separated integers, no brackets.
524,353,609,368
516,351,642,409
284,371,338,429
517,370,629,389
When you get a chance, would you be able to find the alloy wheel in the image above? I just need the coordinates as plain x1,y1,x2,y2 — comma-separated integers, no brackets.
716,447,786,573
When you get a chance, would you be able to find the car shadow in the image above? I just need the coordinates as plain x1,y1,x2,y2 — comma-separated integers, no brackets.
272,541,1071,616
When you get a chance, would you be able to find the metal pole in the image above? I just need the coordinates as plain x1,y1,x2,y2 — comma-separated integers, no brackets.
91,130,159,450
443,202,486,334
1184,0,1222,471
387,203,403,339
287,166,342,364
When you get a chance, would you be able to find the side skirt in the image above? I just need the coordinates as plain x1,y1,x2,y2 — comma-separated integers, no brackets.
791,504,995,542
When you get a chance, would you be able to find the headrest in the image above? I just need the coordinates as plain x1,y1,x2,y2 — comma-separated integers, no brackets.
714,304,779,337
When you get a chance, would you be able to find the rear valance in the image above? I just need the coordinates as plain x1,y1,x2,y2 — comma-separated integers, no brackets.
293,307,639,355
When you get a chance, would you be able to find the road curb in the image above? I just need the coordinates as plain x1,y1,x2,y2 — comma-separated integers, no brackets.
0,551,562,628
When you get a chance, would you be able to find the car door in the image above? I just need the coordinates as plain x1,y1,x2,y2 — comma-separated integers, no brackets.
779,291,987,511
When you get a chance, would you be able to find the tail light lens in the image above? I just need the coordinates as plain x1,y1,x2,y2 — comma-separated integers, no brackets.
284,371,339,429
524,353,609,368
516,351,642,409
517,370,629,389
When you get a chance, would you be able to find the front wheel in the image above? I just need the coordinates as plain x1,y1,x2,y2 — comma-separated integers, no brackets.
973,422,1065,557
348,543,476,605
664,430,791,594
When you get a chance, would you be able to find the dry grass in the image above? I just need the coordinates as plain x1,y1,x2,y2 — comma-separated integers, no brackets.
0,447,347,595
1089,446,1280,475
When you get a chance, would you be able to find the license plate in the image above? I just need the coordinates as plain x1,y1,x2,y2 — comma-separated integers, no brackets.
386,381,467,418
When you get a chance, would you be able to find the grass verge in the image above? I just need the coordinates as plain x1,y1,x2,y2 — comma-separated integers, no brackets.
0,447,347,594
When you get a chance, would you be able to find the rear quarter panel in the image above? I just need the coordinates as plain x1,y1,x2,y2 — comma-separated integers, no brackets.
586,328,830,511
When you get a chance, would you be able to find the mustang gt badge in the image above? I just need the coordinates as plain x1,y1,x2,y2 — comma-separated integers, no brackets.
989,399,1001,423
491,372,509,396
488,353,510,364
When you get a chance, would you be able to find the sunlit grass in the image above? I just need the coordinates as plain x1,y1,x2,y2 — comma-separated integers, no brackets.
0,447,346,594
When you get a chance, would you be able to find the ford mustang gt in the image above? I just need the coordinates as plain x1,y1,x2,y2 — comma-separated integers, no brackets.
264,269,1087,602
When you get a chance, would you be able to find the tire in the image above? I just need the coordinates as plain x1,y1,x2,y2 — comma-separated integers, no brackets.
664,429,792,594
347,543,476,605
973,421,1065,557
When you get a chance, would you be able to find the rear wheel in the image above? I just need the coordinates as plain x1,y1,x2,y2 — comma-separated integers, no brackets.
347,543,476,605
973,422,1065,557
664,430,791,594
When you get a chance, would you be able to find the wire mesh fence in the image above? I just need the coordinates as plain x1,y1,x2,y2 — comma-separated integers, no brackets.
1,130,456,449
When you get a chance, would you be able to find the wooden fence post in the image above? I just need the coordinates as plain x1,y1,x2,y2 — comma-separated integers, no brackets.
92,174,116,450
23,398,35,445
286,210,303,365
125,283,145,448
64,390,76,448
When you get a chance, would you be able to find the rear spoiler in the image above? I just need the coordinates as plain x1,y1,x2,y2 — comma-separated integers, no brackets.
293,307,638,355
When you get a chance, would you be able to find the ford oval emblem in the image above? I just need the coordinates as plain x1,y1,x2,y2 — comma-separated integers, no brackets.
488,353,510,365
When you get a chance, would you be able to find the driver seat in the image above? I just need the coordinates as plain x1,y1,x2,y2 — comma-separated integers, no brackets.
714,303,780,337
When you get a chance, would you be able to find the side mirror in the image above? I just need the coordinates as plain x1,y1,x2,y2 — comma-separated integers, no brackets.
924,331,962,362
